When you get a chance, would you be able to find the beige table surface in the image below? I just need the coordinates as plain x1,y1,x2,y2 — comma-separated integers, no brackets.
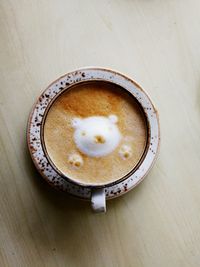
1,1,200,266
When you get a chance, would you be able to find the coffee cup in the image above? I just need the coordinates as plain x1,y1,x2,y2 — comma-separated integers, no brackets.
27,68,160,212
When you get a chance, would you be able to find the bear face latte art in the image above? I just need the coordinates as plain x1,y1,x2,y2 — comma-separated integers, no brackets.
71,115,122,158
43,81,147,185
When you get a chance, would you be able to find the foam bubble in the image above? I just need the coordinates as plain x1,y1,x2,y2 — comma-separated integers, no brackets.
68,153,83,169
71,115,121,157
119,144,132,160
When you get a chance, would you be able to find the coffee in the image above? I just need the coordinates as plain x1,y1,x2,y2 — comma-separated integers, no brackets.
43,81,147,185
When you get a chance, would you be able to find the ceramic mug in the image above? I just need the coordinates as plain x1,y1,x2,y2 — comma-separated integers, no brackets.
27,68,160,212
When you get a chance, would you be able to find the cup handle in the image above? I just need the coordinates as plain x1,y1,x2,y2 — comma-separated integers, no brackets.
91,188,106,213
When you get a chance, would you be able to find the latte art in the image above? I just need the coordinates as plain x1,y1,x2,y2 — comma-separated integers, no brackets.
71,115,121,158
119,144,132,160
67,153,83,169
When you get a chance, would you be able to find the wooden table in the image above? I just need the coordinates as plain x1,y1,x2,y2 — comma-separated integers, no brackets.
1,1,200,266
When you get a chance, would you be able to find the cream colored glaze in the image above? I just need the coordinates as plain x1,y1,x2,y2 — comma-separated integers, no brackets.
43,81,147,185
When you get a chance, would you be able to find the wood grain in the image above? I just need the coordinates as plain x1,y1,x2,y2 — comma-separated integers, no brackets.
0,0,200,266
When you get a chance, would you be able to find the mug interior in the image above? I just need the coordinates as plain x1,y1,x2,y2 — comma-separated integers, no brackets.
41,80,150,188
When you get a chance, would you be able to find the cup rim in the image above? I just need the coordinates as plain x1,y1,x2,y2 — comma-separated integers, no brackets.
40,79,150,188
27,67,160,199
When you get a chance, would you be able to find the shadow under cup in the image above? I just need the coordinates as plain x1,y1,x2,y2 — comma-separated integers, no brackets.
41,80,149,189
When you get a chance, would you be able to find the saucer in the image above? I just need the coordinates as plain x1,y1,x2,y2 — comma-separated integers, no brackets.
27,68,160,199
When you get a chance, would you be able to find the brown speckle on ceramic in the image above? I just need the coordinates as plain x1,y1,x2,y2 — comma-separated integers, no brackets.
27,68,160,200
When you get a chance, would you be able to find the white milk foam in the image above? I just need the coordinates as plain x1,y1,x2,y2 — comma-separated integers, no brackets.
71,115,121,157
119,144,132,160
68,153,83,169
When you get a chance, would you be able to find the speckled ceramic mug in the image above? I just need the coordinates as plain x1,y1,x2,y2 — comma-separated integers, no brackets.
27,68,160,212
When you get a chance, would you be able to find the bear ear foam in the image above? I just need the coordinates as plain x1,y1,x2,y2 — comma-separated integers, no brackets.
71,118,82,128
108,115,118,124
